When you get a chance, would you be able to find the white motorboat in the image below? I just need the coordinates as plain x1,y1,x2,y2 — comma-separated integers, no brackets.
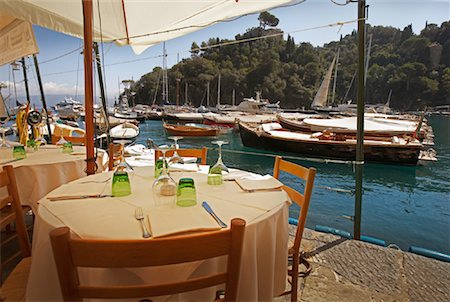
110,122,140,141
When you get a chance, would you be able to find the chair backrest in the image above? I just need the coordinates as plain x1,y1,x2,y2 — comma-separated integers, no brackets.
108,143,124,171
154,147,208,165
51,135,86,146
0,165,31,261
50,218,246,302
273,156,316,252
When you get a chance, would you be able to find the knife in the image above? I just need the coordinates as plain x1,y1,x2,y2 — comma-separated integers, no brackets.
48,194,112,201
202,201,227,228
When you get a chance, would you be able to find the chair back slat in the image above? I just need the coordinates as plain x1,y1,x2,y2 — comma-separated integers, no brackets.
0,166,31,260
108,143,123,171
51,135,86,145
155,147,208,165
50,218,246,302
78,273,227,299
70,231,231,267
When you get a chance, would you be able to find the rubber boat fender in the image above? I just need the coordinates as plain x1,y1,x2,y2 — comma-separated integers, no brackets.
314,225,352,239
360,235,386,247
408,246,450,263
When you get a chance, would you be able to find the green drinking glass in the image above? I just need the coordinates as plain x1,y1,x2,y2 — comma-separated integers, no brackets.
12,145,27,160
207,165,223,185
62,141,73,153
154,158,164,178
176,178,197,207
112,170,131,197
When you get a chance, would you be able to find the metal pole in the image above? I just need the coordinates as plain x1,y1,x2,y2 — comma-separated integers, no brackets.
206,81,210,107
82,0,95,175
217,73,221,106
32,54,52,143
21,57,30,103
354,0,366,240
176,79,180,107
93,42,110,145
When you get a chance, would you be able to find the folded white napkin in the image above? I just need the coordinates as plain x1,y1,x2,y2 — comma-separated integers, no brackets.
148,205,221,238
222,169,257,181
169,163,200,172
234,174,283,192
46,182,109,200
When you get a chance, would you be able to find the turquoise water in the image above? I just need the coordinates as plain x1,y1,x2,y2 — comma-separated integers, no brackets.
136,116,450,253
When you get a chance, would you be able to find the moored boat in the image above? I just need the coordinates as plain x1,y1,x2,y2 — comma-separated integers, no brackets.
238,121,425,165
110,122,140,141
163,122,218,137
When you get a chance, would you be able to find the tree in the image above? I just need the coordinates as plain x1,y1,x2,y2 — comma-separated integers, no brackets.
258,12,279,29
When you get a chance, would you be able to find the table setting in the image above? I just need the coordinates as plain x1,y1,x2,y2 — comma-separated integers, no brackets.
26,142,291,301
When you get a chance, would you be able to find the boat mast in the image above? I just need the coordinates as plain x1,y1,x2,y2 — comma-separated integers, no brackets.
162,42,168,103
331,48,340,105
93,42,110,145
232,89,236,106
206,81,210,107
21,57,30,103
32,54,52,143
184,82,188,105
217,73,221,106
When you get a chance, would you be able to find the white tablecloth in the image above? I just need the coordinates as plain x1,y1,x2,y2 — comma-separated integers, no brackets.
26,167,290,301
0,145,107,212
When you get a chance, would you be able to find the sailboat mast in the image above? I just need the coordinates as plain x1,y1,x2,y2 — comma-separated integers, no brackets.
184,82,188,105
217,73,221,106
331,48,340,105
21,57,30,103
232,89,235,106
162,42,168,103
206,81,210,107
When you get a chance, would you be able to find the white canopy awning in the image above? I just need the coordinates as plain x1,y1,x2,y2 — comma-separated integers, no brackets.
0,0,297,54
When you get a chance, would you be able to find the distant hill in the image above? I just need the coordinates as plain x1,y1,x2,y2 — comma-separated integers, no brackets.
132,18,450,111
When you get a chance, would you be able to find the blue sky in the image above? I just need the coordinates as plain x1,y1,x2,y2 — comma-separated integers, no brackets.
0,0,448,106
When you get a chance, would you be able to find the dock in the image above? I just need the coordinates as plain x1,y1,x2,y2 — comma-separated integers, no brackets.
275,227,450,301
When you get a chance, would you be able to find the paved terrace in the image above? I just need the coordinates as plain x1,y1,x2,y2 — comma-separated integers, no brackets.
275,227,450,302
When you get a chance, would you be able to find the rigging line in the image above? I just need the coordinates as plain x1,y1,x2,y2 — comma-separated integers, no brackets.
38,46,83,65
208,147,355,165
329,0,351,6
180,18,365,54
97,0,108,104
111,0,309,42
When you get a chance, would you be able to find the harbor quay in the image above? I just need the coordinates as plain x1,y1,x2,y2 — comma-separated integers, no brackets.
274,226,450,302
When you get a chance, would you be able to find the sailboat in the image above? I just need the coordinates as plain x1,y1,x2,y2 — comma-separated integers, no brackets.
310,54,338,111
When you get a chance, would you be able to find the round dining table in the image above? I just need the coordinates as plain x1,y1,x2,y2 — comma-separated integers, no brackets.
26,165,290,302
0,145,107,212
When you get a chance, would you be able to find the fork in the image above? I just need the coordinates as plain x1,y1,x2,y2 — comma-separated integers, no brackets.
135,207,151,238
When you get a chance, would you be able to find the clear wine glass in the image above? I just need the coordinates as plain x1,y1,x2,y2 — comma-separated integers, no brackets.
111,139,133,197
0,127,11,149
152,145,177,206
210,140,229,174
168,136,183,165
56,136,68,148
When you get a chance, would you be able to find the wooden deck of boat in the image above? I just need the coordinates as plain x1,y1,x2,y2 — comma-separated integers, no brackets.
274,227,450,302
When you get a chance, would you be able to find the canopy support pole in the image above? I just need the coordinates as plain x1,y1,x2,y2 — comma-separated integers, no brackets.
33,54,52,143
354,0,366,240
82,0,95,175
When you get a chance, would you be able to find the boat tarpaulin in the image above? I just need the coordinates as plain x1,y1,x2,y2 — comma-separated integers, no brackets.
0,0,299,54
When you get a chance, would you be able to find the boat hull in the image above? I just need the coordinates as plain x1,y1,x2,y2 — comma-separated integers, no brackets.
163,123,217,137
238,123,421,165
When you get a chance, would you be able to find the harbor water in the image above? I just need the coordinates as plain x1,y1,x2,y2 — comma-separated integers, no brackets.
135,115,450,254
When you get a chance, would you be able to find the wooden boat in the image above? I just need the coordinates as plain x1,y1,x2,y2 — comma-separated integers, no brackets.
110,122,140,140
238,122,424,165
163,122,218,137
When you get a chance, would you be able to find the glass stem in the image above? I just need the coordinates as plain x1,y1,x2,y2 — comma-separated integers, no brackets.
161,151,169,176
217,144,223,165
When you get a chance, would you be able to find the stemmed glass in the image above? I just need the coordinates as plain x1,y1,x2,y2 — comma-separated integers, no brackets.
56,136,68,147
111,139,132,197
0,127,11,149
168,136,183,165
152,145,177,206
210,140,229,174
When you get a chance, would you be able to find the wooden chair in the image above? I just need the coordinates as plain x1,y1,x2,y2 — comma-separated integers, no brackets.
0,165,32,301
50,218,246,301
51,135,86,146
273,156,316,302
108,143,124,171
154,147,208,165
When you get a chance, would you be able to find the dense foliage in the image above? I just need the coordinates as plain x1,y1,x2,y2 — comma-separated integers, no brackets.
132,16,450,111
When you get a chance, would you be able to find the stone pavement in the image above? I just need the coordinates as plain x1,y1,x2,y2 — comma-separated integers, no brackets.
274,227,450,302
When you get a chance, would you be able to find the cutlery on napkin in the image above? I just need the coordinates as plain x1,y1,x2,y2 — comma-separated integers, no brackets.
47,194,112,201
202,201,227,228
234,174,283,192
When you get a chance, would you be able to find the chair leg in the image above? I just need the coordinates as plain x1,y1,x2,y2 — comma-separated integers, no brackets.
291,252,299,302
